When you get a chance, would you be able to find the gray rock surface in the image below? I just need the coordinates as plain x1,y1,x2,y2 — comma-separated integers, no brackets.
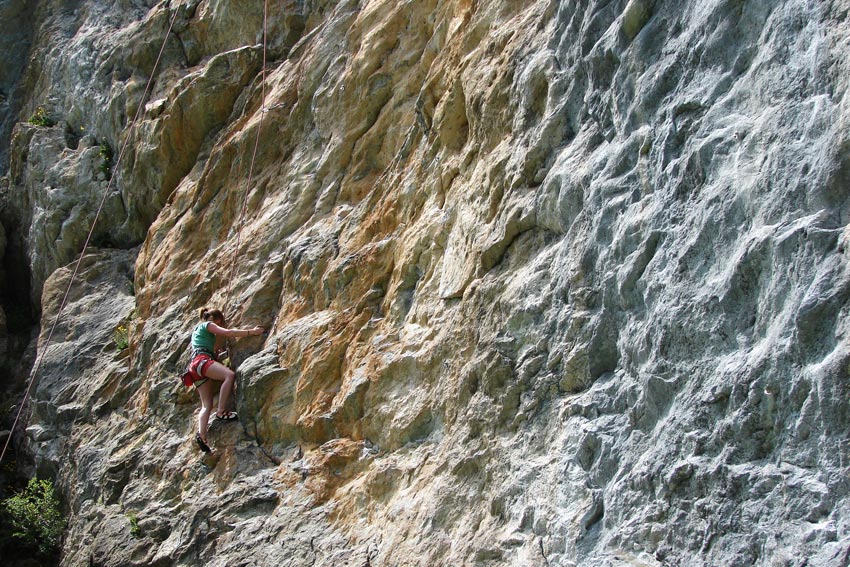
3,0,268,306
2,0,850,566
0,217,6,367
0,0,34,170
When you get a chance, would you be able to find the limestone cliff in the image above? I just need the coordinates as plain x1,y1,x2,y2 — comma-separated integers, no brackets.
2,0,850,566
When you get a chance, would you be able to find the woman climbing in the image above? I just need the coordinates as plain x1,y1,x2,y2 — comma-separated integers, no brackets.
189,307,264,453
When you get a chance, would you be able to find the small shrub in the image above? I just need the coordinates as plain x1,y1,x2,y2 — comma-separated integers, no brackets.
29,106,56,128
0,477,66,560
98,142,113,177
128,513,141,538
113,323,129,351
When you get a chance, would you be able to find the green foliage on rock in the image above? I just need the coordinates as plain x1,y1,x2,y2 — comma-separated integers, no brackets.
28,106,56,127
127,512,141,537
0,477,66,563
113,322,129,351
98,142,113,177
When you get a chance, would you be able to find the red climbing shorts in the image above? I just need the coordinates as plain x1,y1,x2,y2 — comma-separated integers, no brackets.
181,353,215,388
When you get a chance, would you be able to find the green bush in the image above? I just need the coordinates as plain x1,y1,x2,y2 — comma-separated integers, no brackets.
0,478,66,561
128,512,141,537
28,106,56,127
113,323,130,351
98,142,113,177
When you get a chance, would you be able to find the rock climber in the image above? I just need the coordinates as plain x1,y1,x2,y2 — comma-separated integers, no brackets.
189,307,263,453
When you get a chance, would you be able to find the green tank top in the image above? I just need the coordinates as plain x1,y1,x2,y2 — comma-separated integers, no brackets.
192,322,216,353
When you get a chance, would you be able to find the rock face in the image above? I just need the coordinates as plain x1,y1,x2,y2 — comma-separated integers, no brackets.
2,0,850,566
0,0,33,171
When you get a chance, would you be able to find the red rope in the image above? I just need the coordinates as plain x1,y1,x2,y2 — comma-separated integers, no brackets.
0,4,181,465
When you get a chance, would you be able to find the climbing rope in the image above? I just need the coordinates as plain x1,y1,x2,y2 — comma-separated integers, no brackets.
0,3,181,465
225,0,269,322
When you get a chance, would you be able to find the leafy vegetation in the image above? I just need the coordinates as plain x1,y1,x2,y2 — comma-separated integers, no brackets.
113,323,130,351
0,477,66,565
28,106,56,127
98,142,113,177
128,512,141,537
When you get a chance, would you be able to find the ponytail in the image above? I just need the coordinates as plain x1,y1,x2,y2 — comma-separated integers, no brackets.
199,307,225,325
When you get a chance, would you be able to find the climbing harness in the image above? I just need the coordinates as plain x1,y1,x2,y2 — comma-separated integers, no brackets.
0,3,181,465
181,352,214,389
